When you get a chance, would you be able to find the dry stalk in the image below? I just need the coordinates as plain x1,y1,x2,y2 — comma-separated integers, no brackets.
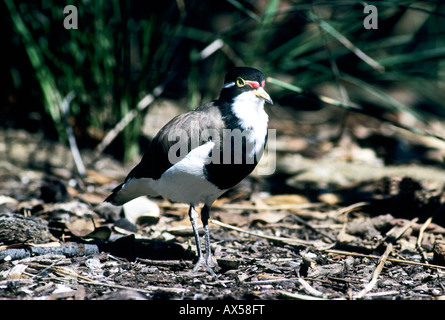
159,201,325,212
416,216,434,263
352,217,418,299
77,279,187,295
417,216,433,249
209,219,329,249
334,202,369,216
51,266,95,283
325,249,445,271
354,242,393,299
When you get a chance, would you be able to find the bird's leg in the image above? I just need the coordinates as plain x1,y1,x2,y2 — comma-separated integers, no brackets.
188,205,217,278
188,205,203,263
201,204,216,268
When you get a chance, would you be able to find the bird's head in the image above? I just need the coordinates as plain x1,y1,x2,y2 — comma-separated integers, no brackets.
219,67,273,104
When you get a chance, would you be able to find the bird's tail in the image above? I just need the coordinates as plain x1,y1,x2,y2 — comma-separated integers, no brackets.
104,178,158,205
104,183,126,205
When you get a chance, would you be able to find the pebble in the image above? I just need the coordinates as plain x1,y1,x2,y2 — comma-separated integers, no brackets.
85,258,102,270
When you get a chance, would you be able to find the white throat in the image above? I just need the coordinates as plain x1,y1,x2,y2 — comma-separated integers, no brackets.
231,91,268,129
230,91,269,156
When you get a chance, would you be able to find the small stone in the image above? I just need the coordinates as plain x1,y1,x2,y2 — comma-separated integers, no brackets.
217,258,241,270
122,197,160,226
433,241,445,266
85,258,102,270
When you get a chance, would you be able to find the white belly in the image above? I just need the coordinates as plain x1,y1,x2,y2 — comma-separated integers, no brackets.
120,141,226,206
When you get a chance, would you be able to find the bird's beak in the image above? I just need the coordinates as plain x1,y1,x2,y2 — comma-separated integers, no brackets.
253,86,273,104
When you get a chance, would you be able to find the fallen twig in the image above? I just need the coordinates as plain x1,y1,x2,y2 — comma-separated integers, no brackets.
248,277,326,298
51,265,97,283
0,243,99,261
159,201,325,212
355,241,393,299
31,258,66,279
77,279,188,295
325,249,445,271
291,213,336,242
334,202,369,216
297,277,325,297
136,258,193,269
354,217,418,299
209,219,332,249
364,290,400,298
30,261,188,295
60,91,86,179
417,216,434,262
279,290,336,300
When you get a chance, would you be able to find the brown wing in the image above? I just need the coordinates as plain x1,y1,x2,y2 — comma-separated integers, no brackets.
127,101,224,180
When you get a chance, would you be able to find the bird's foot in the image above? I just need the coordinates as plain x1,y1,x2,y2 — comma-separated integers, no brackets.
193,256,218,279
206,254,218,269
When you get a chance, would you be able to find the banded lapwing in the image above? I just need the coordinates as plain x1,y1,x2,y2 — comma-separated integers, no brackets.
105,67,272,276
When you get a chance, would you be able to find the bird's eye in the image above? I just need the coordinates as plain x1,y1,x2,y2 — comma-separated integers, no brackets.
236,77,246,87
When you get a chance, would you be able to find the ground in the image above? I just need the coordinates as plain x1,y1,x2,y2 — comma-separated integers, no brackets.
1,101,445,301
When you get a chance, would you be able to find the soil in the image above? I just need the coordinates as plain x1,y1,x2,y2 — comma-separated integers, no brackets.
1,103,445,303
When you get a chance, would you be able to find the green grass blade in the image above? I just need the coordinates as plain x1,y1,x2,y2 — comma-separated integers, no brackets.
5,0,64,138
341,74,428,124
225,0,261,22
309,11,385,73
377,47,445,67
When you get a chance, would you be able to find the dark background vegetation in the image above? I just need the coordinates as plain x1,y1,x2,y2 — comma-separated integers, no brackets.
2,0,445,162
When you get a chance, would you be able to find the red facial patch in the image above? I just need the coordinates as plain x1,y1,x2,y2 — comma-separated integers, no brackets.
247,81,260,89
261,80,265,87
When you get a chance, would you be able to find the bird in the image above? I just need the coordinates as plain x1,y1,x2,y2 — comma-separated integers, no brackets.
105,67,272,277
